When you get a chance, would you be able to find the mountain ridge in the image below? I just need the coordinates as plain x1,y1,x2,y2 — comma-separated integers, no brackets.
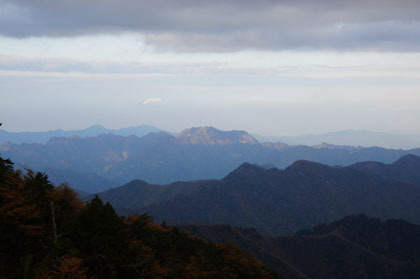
349,153,420,186
271,129,420,149
0,124,161,144
2,126,420,190
97,155,420,234
179,214,420,279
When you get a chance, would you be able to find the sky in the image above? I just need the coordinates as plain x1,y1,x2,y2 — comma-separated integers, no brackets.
1,0,420,136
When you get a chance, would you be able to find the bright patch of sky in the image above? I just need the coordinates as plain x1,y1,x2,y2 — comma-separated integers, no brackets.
2,34,420,77
1,0,420,137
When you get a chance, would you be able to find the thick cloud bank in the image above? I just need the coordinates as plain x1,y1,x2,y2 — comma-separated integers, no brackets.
1,0,420,51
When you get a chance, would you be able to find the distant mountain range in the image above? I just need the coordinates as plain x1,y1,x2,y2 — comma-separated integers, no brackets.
259,130,420,149
2,125,419,148
1,126,420,193
180,215,420,279
4,125,420,278
0,124,160,144
3,125,420,277
97,154,420,234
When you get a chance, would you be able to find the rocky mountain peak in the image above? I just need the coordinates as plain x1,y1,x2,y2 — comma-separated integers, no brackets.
177,126,258,145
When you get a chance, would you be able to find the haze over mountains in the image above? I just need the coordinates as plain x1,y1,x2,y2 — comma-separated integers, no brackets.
97,154,420,234
0,124,160,144
4,0,420,276
266,130,420,150
2,125,420,148
1,126,420,193
2,125,420,277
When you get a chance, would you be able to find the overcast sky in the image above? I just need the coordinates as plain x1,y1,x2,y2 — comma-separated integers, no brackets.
1,0,420,136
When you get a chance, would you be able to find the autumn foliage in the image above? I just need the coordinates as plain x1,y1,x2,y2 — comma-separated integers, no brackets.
0,156,279,279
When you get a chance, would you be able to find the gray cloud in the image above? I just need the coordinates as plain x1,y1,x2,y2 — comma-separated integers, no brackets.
1,0,420,51
0,55,227,74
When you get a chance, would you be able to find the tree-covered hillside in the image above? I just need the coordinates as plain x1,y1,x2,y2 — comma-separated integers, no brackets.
181,215,420,279
99,158,420,234
0,156,279,279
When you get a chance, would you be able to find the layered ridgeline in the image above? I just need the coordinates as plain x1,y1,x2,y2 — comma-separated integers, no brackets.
2,126,420,193
0,124,160,144
180,215,420,279
271,130,420,150
3,154,420,278
97,155,420,234
0,156,279,279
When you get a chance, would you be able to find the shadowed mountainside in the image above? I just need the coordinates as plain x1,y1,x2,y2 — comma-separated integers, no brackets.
349,154,420,186
179,215,420,279
98,155,420,234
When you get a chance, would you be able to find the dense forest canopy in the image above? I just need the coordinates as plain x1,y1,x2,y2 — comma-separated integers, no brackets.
0,156,279,279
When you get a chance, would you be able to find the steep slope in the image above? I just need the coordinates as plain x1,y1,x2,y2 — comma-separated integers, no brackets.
100,156,420,234
349,154,420,186
180,215,420,279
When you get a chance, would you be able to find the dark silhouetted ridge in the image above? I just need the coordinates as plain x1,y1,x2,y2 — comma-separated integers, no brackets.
180,215,420,279
287,159,331,170
224,162,266,178
350,154,420,186
392,153,420,166
97,155,420,234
